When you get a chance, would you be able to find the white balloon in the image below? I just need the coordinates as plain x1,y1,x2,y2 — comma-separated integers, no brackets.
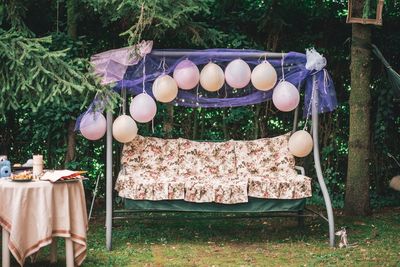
224,59,251,89
272,81,300,112
152,75,178,103
200,62,225,92
129,93,157,123
288,130,313,157
173,59,200,90
80,112,106,140
251,61,277,91
112,115,138,143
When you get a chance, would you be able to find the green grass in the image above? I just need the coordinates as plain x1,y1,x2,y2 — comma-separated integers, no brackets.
3,208,400,266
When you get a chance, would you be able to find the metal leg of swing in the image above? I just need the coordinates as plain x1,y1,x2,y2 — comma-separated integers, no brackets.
311,75,335,247
297,210,305,228
106,110,113,251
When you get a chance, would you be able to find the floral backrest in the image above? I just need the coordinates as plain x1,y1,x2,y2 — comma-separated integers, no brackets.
121,135,147,172
234,133,296,177
140,137,180,176
178,139,237,178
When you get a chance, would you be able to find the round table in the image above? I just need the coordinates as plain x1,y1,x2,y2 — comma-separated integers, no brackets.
0,179,88,266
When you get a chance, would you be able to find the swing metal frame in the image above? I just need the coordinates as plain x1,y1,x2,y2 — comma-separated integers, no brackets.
104,51,335,250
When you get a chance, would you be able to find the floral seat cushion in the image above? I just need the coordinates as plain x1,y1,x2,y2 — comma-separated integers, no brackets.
234,133,295,177
248,173,312,199
116,136,185,200
178,139,236,177
178,139,248,204
115,133,312,203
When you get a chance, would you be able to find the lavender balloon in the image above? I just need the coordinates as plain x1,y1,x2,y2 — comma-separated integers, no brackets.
173,59,200,90
130,93,157,123
80,112,106,140
224,59,251,89
272,81,300,112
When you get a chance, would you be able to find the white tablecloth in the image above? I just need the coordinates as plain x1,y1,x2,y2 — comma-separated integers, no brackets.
0,180,88,266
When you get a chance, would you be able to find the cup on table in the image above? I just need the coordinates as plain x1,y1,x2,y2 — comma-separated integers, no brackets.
32,155,44,180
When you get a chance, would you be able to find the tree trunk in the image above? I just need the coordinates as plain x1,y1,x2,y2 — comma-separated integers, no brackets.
64,0,78,166
64,120,77,164
66,0,78,39
200,108,205,140
164,104,174,138
345,23,372,216
222,108,229,140
192,108,198,140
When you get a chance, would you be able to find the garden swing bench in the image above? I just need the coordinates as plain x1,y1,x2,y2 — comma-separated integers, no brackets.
86,43,337,250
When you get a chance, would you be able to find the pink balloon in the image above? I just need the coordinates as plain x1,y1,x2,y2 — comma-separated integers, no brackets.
272,81,300,112
224,59,251,89
130,93,157,123
173,59,200,90
80,112,106,140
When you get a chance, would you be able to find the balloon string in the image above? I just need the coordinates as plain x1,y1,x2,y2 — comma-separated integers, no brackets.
303,76,315,131
196,83,199,103
323,69,329,95
142,54,147,94
281,52,285,81
121,80,126,115
151,118,155,134
162,57,167,73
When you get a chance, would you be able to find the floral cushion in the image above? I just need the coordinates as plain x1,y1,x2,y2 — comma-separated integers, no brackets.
248,173,312,199
120,135,147,171
115,134,312,204
116,169,185,201
116,137,185,200
234,133,295,177
183,176,248,204
178,139,236,178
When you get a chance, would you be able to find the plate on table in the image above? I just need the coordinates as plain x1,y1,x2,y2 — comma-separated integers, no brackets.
11,178,33,182
54,178,80,183
54,177,88,183
12,166,33,172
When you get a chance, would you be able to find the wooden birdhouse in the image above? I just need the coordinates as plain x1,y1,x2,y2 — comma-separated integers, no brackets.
347,0,384,25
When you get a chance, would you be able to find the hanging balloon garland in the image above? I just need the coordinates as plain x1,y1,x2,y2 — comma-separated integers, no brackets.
224,59,251,89
113,87,138,143
272,54,300,112
200,62,225,92
173,59,200,90
152,58,178,103
80,111,107,141
251,59,277,91
129,55,157,123
80,53,314,144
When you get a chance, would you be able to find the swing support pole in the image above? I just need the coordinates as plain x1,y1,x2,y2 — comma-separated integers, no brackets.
311,75,335,247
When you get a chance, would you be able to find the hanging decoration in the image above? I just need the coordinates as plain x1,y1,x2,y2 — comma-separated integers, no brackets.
77,48,338,135
224,59,251,89
152,75,178,103
272,81,300,112
251,60,277,91
79,112,106,140
199,62,225,92
112,115,138,143
129,93,157,123
173,59,200,90
272,55,300,112
288,130,313,157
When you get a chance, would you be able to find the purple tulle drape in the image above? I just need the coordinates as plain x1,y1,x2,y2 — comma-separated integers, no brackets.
115,49,337,113
76,48,337,131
